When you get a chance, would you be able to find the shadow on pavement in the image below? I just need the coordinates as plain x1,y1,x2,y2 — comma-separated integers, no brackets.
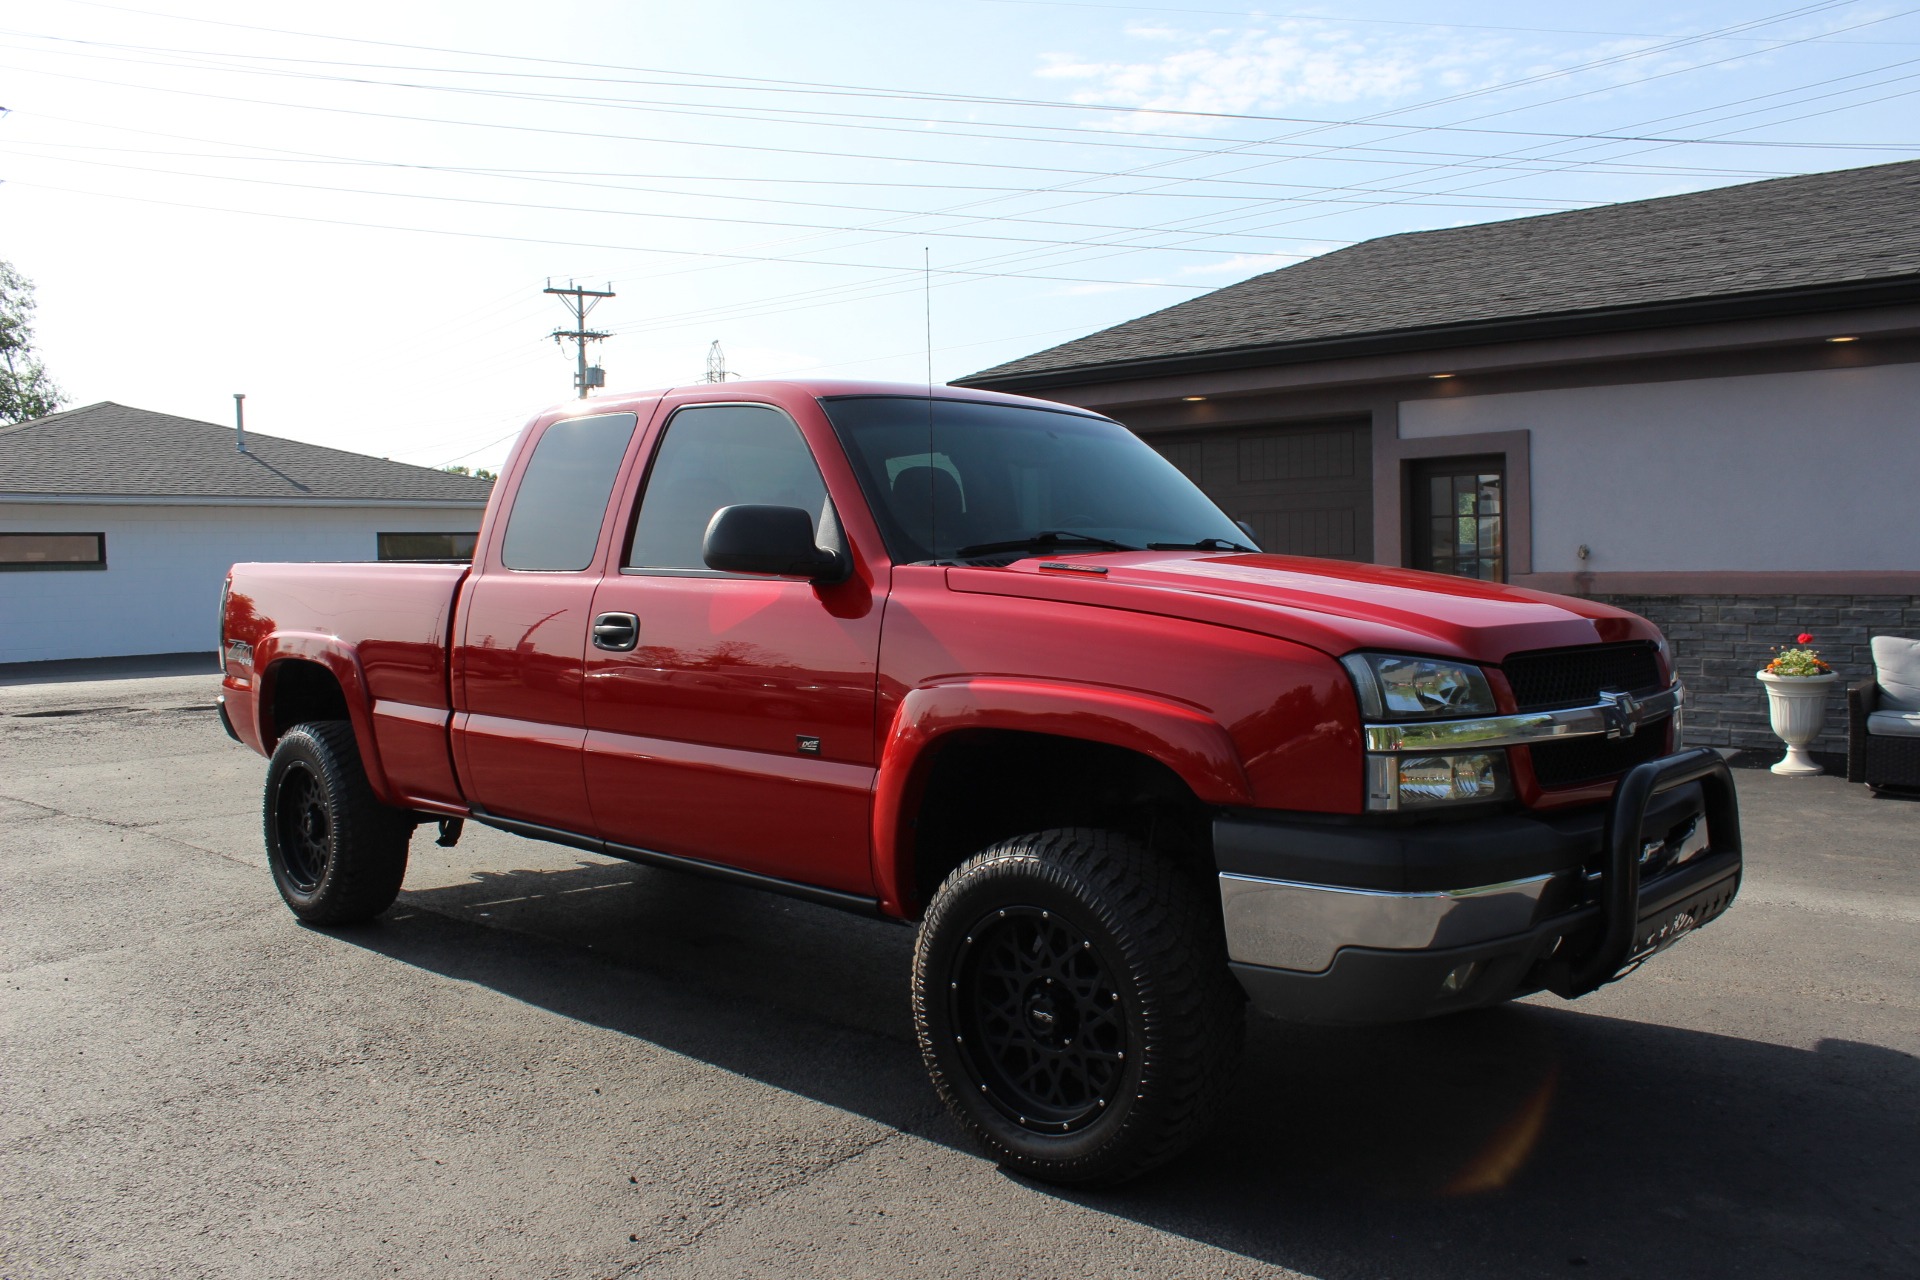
341,857,1919,1280
0,651,217,686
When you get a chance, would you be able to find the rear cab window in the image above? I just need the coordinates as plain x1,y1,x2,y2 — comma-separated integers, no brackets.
500,412,639,572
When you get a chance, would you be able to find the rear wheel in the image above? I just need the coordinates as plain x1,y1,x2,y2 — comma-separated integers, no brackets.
263,721,412,924
913,828,1245,1185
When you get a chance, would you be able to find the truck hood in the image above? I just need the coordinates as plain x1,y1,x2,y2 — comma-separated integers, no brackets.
944,551,1657,664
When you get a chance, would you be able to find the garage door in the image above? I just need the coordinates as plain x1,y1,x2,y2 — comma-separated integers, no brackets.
1146,418,1372,561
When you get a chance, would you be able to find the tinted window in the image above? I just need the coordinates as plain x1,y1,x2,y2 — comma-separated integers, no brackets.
377,532,478,562
500,413,637,571
0,532,105,569
627,404,829,570
822,397,1246,562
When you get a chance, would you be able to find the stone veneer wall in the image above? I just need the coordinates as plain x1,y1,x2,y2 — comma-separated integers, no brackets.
1586,594,1920,757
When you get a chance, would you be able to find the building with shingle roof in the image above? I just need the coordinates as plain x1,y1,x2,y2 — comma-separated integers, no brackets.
1,402,492,664
963,159,1920,389
960,160,1920,759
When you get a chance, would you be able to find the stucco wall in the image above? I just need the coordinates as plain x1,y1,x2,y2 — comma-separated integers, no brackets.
0,503,483,664
1398,362,1920,574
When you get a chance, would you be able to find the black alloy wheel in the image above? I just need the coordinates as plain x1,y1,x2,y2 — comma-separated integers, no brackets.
950,905,1126,1134
273,763,332,893
262,720,413,924
913,828,1245,1186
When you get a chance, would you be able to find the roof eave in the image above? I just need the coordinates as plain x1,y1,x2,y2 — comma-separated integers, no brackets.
954,273,1920,392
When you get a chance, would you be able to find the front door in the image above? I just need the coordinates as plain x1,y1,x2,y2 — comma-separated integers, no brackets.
582,400,883,894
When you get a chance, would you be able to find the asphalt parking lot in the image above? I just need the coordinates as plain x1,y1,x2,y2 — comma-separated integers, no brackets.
2,663,1916,1280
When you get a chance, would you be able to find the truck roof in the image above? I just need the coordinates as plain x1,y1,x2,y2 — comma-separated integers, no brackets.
529,378,1108,422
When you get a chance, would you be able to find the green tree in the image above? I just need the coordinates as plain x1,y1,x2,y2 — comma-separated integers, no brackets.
442,464,497,481
0,261,63,424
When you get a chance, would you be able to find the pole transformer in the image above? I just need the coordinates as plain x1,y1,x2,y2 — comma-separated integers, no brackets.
544,280,614,398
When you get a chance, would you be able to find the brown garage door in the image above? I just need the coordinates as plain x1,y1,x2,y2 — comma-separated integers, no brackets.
1147,418,1372,561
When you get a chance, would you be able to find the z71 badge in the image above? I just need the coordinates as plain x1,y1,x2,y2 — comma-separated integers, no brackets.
224,639,254,668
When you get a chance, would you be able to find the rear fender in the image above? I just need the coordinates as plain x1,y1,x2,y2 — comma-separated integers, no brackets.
252,633,397,807
871,678,1251,916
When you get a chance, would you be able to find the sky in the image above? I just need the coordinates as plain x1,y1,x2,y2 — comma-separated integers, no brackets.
3,0,1918,473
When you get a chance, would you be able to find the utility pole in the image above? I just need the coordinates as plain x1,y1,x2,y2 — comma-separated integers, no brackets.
704,340,728,384
544,280,614,398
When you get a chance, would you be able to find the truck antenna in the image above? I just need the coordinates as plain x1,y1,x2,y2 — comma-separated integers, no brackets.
924,247,937,557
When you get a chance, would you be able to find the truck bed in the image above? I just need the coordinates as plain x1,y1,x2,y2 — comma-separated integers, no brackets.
222,560,470,809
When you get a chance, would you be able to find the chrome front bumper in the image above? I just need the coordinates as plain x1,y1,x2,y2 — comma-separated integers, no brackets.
1220,816,1710,974
1221,870,1575,974
1217,749,1741,1024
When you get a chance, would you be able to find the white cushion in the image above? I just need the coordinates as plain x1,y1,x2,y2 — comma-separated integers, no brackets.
1867,709,1920,738
1872,635,1920,714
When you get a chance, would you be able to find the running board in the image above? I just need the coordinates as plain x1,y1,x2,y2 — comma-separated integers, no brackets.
468,808,886,918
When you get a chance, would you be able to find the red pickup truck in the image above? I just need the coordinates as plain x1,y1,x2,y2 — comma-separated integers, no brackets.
220,379,1741,1184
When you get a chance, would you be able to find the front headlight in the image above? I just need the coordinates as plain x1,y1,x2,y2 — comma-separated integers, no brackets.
1341,653,1496,720
1345,653,1509,811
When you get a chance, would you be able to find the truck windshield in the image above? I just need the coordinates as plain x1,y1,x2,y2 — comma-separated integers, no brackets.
821,396,1251,564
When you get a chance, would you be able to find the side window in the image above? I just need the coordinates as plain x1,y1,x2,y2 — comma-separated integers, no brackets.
500,413,638,572
377,532,479,562
626,404,829,571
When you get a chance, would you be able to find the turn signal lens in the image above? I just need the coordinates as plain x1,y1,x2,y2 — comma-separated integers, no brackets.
1399,752,1502,803
1365,751,1509,811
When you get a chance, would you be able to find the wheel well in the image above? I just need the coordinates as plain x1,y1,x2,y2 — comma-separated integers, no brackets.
908,730,1213,910
267,659,350,741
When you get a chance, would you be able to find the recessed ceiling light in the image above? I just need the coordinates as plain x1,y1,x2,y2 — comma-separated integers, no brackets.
1827,335,1859,343
1430,372,1456,379
1182,395,1207,402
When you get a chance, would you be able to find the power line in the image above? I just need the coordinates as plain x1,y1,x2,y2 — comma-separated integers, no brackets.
3,178,1217,290
0,147,1337,260
9,24,1918,153
961,0,1920,45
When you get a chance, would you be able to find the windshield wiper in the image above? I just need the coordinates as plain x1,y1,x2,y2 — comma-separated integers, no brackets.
1146,537,1256,552
952,530,1138,558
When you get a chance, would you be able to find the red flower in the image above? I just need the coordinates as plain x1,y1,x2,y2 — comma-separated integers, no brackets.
1797,633,1814,644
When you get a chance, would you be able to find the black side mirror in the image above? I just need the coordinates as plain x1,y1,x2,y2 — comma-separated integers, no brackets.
703,505,848,583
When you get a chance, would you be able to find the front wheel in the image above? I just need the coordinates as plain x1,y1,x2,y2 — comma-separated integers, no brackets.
912,828,1245,1185
263,721,413,924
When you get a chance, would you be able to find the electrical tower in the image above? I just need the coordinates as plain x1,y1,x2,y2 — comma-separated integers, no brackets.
704,340,728,384
544,280,614,398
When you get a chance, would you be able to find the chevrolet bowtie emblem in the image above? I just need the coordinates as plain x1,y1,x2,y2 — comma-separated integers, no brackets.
1599,689,1641,739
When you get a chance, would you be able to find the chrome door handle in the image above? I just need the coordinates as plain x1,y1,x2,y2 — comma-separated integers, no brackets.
591,612,639,652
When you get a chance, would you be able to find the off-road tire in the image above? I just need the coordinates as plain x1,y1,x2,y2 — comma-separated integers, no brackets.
913,828,1245,1185
263,721,413,924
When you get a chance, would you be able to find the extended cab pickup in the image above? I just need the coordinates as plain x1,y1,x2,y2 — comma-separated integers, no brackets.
221,379,1741,1184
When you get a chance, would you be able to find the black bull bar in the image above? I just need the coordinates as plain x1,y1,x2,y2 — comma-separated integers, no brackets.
1544,747,1744,999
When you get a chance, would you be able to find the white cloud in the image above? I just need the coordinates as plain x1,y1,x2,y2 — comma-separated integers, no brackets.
1172,249,1337,277
1033,20,1530,129
1037,27,1442,119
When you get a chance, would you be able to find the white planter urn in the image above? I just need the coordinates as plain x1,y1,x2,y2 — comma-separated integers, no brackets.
1756,670,1839,776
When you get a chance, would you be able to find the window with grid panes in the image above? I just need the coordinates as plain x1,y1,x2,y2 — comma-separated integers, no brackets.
1409,457,1504,582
